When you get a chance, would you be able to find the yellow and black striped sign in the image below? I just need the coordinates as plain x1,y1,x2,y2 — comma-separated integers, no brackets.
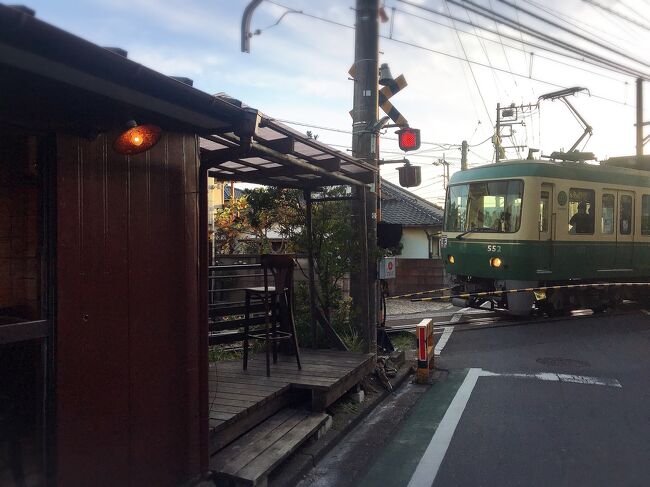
409,282,650,302
378,74,408,127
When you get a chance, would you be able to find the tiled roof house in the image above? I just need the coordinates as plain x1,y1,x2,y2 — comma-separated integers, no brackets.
380,179,444,259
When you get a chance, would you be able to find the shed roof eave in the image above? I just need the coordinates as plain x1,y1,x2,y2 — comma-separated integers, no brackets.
0,5,242,131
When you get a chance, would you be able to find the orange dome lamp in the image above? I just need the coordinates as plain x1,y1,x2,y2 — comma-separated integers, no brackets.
113,120,162,155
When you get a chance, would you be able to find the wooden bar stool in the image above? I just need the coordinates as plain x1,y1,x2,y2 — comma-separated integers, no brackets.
243,254,302,377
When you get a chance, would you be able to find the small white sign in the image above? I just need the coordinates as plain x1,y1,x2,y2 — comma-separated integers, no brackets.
378,257,396,279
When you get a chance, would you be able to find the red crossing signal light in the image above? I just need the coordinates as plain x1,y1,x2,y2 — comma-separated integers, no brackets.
397,127,421,152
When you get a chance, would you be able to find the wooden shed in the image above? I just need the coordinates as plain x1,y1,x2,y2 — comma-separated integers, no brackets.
0,5,376,486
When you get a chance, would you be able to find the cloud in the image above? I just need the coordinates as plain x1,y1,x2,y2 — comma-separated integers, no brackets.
95,0,239,43
127,46,224,77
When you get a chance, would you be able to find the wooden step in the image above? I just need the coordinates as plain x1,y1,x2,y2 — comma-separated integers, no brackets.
210,408,330,487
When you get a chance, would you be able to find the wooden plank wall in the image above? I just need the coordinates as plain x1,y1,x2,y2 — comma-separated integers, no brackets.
55,132,203,487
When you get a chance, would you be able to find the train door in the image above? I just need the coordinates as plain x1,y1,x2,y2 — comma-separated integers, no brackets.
538,184,553,272
600,192,616,270
616,191,635,270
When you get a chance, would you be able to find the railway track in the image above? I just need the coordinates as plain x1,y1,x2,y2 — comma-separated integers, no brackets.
385,301,646,336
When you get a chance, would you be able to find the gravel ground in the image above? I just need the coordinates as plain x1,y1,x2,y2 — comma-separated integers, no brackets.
385,298,454,316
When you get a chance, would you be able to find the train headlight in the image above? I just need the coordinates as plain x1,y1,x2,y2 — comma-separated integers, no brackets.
490,257,502,268
448,255,455,264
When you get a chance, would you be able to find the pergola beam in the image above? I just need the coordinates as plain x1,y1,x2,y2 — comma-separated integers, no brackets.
215,132,367,188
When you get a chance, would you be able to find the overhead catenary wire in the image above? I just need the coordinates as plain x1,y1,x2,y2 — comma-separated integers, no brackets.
521,0,641,49
488,0,518,89
443,0,495,125
392,5,627,84
265,0,635,107
271,118,461,147
442,0,650,79
581,0,650,33
397,0,647,80
497,0,650,70
617,0,650,25
384,35,633,106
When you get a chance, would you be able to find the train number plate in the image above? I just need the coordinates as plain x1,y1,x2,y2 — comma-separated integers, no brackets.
440,236,448,248
487,244,502,252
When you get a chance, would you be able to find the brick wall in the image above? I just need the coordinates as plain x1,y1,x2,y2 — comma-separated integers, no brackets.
0,135,40,320
386,258,446,296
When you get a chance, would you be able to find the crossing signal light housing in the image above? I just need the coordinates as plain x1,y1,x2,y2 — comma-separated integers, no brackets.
397,127,421,152
398,161,421,187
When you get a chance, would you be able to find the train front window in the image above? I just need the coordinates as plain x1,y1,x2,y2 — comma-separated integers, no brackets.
444,180,524,232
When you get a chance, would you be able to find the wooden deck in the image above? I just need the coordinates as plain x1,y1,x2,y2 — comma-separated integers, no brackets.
209,349,375,453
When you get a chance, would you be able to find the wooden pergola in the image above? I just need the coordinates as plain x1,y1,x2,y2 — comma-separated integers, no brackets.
198,109,377,350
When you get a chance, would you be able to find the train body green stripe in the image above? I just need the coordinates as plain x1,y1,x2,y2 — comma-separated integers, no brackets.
443,240,650,281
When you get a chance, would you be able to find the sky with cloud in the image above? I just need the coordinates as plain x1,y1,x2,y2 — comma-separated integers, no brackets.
26,0,650,205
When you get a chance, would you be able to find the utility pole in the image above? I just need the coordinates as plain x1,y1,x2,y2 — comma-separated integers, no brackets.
495,102,501,163
637,77,643,158
461,140,468,171
351,0,379,354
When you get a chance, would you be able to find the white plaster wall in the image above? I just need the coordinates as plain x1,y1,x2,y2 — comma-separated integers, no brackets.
400,228,430,259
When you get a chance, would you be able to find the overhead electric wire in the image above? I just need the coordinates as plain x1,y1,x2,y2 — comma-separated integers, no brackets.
617,0,650,24
397,0,646,84
488,0,519,89
581,0,650,33
428,4,484,126
265,0,635,108
440,0,650,79
443,0,494,125
392,6,626,83
521,0,639,49
272,118,459,147
384,35,632,106
397,0,644,79
467,8,506,96
497,0,650,70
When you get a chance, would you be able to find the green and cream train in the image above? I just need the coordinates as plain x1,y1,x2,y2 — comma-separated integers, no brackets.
440,156,650,315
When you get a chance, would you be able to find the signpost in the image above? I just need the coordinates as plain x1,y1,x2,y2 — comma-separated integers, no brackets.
416,318,436,384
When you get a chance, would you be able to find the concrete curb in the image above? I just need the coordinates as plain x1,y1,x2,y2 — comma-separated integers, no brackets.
270,364,415,486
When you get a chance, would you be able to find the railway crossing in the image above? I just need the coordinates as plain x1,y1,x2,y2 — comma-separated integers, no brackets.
300,304,650,487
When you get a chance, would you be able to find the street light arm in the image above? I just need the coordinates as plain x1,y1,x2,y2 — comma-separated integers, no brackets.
241,0,263,53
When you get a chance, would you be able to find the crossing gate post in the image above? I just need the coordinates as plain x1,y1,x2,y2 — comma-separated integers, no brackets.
416,318,435,383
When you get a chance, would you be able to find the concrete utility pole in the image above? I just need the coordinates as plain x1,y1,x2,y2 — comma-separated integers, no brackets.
495,102,501,163
637,78,643,158
351,0,379,354
461,140,468,171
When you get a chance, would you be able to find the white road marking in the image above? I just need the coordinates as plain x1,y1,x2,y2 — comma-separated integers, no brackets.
486,371,622,388
407,368,483,487
450,307,471,323
434,326,455,356
641,309,650,316
407,368,622,486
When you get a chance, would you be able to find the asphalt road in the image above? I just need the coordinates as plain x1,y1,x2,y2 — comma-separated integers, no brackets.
433,311,650,487
306,310,650,487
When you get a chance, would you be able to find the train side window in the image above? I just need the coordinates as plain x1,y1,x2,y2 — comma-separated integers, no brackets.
620,195,633,235
539,191,549,232
642,195,650,235
568,188,594,234
602,194,615,234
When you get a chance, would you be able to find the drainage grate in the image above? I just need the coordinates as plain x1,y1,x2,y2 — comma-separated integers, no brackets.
536,357,591,368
